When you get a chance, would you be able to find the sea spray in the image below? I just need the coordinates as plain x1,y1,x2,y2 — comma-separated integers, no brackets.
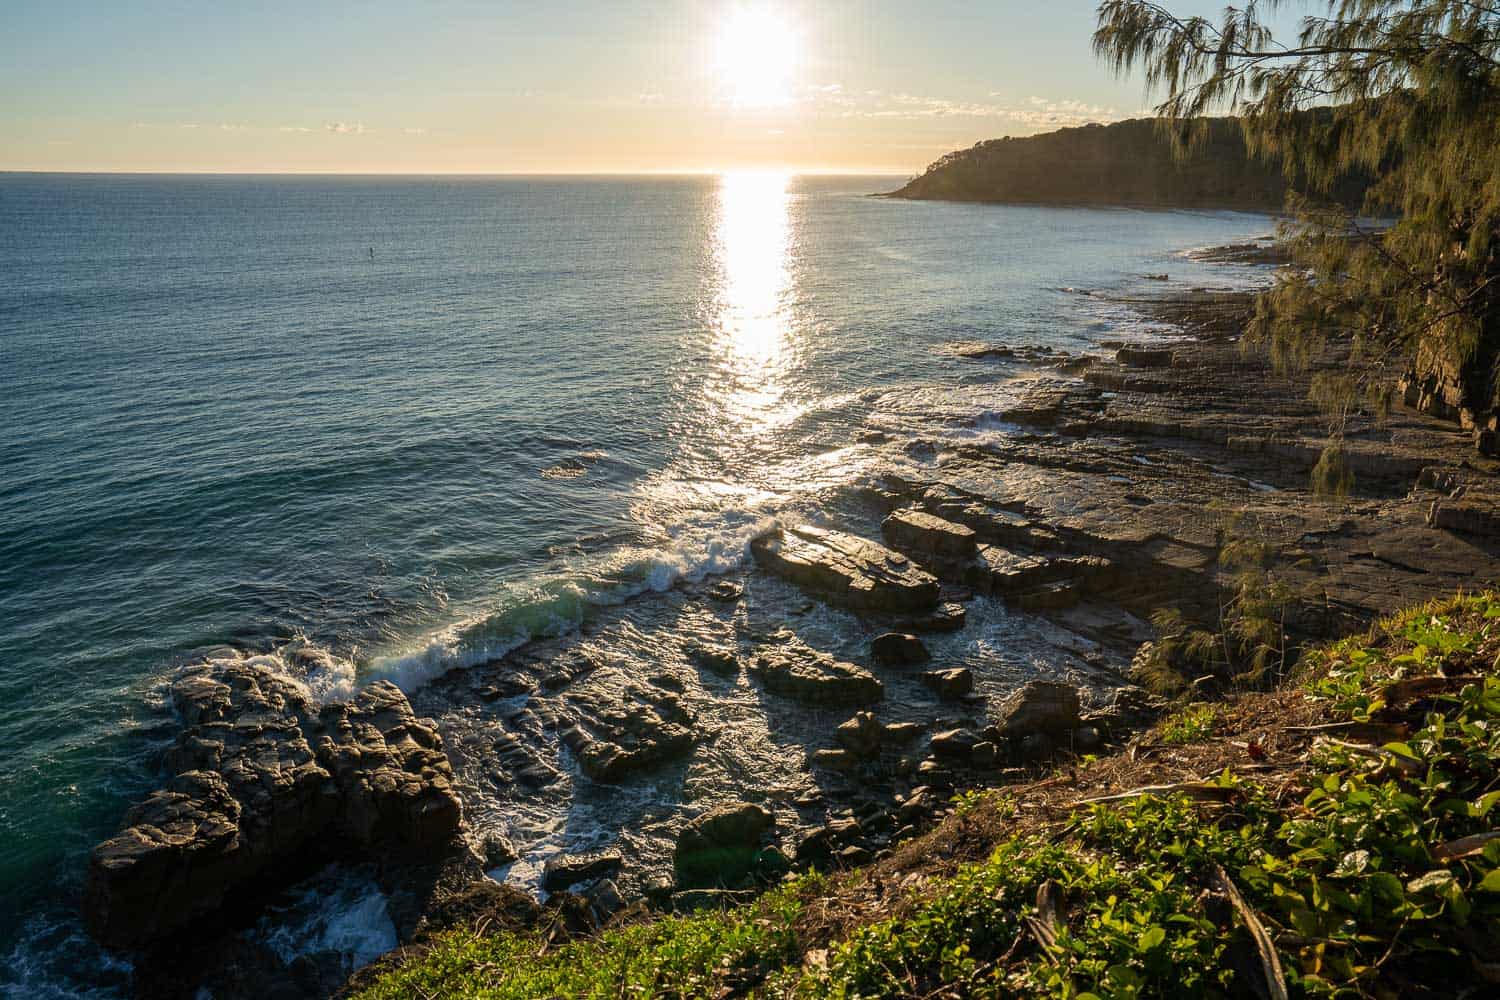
359,516,779,694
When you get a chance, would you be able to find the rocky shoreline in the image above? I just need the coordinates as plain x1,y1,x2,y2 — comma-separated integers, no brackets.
84,269,1500,998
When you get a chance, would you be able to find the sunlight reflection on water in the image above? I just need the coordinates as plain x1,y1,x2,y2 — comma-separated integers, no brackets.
712,170,798,435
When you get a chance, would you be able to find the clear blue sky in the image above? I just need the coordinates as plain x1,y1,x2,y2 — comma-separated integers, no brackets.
1,1,1307,173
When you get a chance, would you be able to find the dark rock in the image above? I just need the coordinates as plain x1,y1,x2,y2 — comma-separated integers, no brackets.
970,741,1000,767
587,878,627,922
794,827,835,864
882,721,923,744
967,545,1053,596
835,712,884,757
896,787,938,825
1429,497,1500,536
674,801,775,890
1117,346,1174,368
915,758,952,784
930,728,978,758
811,748,860,772
921,667,973,700
994,680,1082,737
889,601,969,633
836,845,873,866
481,832,518,869
1082,687,1166,739
558,685,695,783
882,509,978,562
707,580,743,603
954,343,1015,360
828,816,863,841
1020,733,1053,759
871,632,929,667
542,850,622,891
1013,581,1081,611
85,661,464,950
751,524,940,613
749,634,883,705
684,640,739,677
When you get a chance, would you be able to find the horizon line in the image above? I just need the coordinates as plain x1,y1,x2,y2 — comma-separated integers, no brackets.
0,166,917,178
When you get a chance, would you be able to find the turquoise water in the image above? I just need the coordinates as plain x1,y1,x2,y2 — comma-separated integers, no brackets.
0,173,1273,993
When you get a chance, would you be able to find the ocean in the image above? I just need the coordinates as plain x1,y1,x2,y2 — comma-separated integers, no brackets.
0,172,1275,995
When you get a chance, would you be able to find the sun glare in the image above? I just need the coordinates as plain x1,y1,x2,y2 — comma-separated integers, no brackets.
715,6,800,108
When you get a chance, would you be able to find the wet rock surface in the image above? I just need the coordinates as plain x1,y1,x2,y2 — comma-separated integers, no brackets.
85,656,464,950
749,632,885,705
752,523,940,612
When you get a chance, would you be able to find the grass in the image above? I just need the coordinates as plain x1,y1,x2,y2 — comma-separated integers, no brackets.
353,878,817,999
354,592,1500,999
1158,702,1218,744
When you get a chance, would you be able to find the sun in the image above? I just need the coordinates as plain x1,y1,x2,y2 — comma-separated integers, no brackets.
714,6,800,108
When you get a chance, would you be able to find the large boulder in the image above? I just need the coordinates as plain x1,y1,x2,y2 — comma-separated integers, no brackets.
993,680,1082,737
751,524,939,613
85,658,464,950
674,802,774,888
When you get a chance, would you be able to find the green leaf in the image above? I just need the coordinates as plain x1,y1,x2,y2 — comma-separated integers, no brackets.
1137,926,1166,951
1479,870,1500,893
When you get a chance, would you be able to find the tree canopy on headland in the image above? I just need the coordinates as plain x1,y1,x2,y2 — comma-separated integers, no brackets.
891,114,1370,211
1102,0,1500,454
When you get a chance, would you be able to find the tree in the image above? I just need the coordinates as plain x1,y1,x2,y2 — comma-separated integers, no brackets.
1094,1,1500,453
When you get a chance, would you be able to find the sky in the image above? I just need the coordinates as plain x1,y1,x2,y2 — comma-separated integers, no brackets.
0,1,1306,175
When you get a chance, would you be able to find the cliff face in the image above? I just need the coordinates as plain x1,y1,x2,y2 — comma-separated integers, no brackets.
890,117,1368,211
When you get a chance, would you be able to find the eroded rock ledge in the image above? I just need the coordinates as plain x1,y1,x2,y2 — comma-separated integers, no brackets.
85,654,464,950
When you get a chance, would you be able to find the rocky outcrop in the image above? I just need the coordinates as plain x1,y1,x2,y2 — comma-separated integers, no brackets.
558,684,695,783
993,681,1082,737
749,633,884,705
881,509,978,568
85,657,463,950
751,524,940,613
673,802,775,888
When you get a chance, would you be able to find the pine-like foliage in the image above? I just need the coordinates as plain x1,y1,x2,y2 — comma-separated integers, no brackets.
1095,1,1500,437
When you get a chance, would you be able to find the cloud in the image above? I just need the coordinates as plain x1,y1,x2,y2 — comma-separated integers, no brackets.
402,127,426,135
796,86,1133,128
279,125,315,133
324,121,367,135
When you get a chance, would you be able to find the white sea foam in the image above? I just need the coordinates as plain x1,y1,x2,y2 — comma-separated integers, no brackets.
361,515,779,695
256,870,397,972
